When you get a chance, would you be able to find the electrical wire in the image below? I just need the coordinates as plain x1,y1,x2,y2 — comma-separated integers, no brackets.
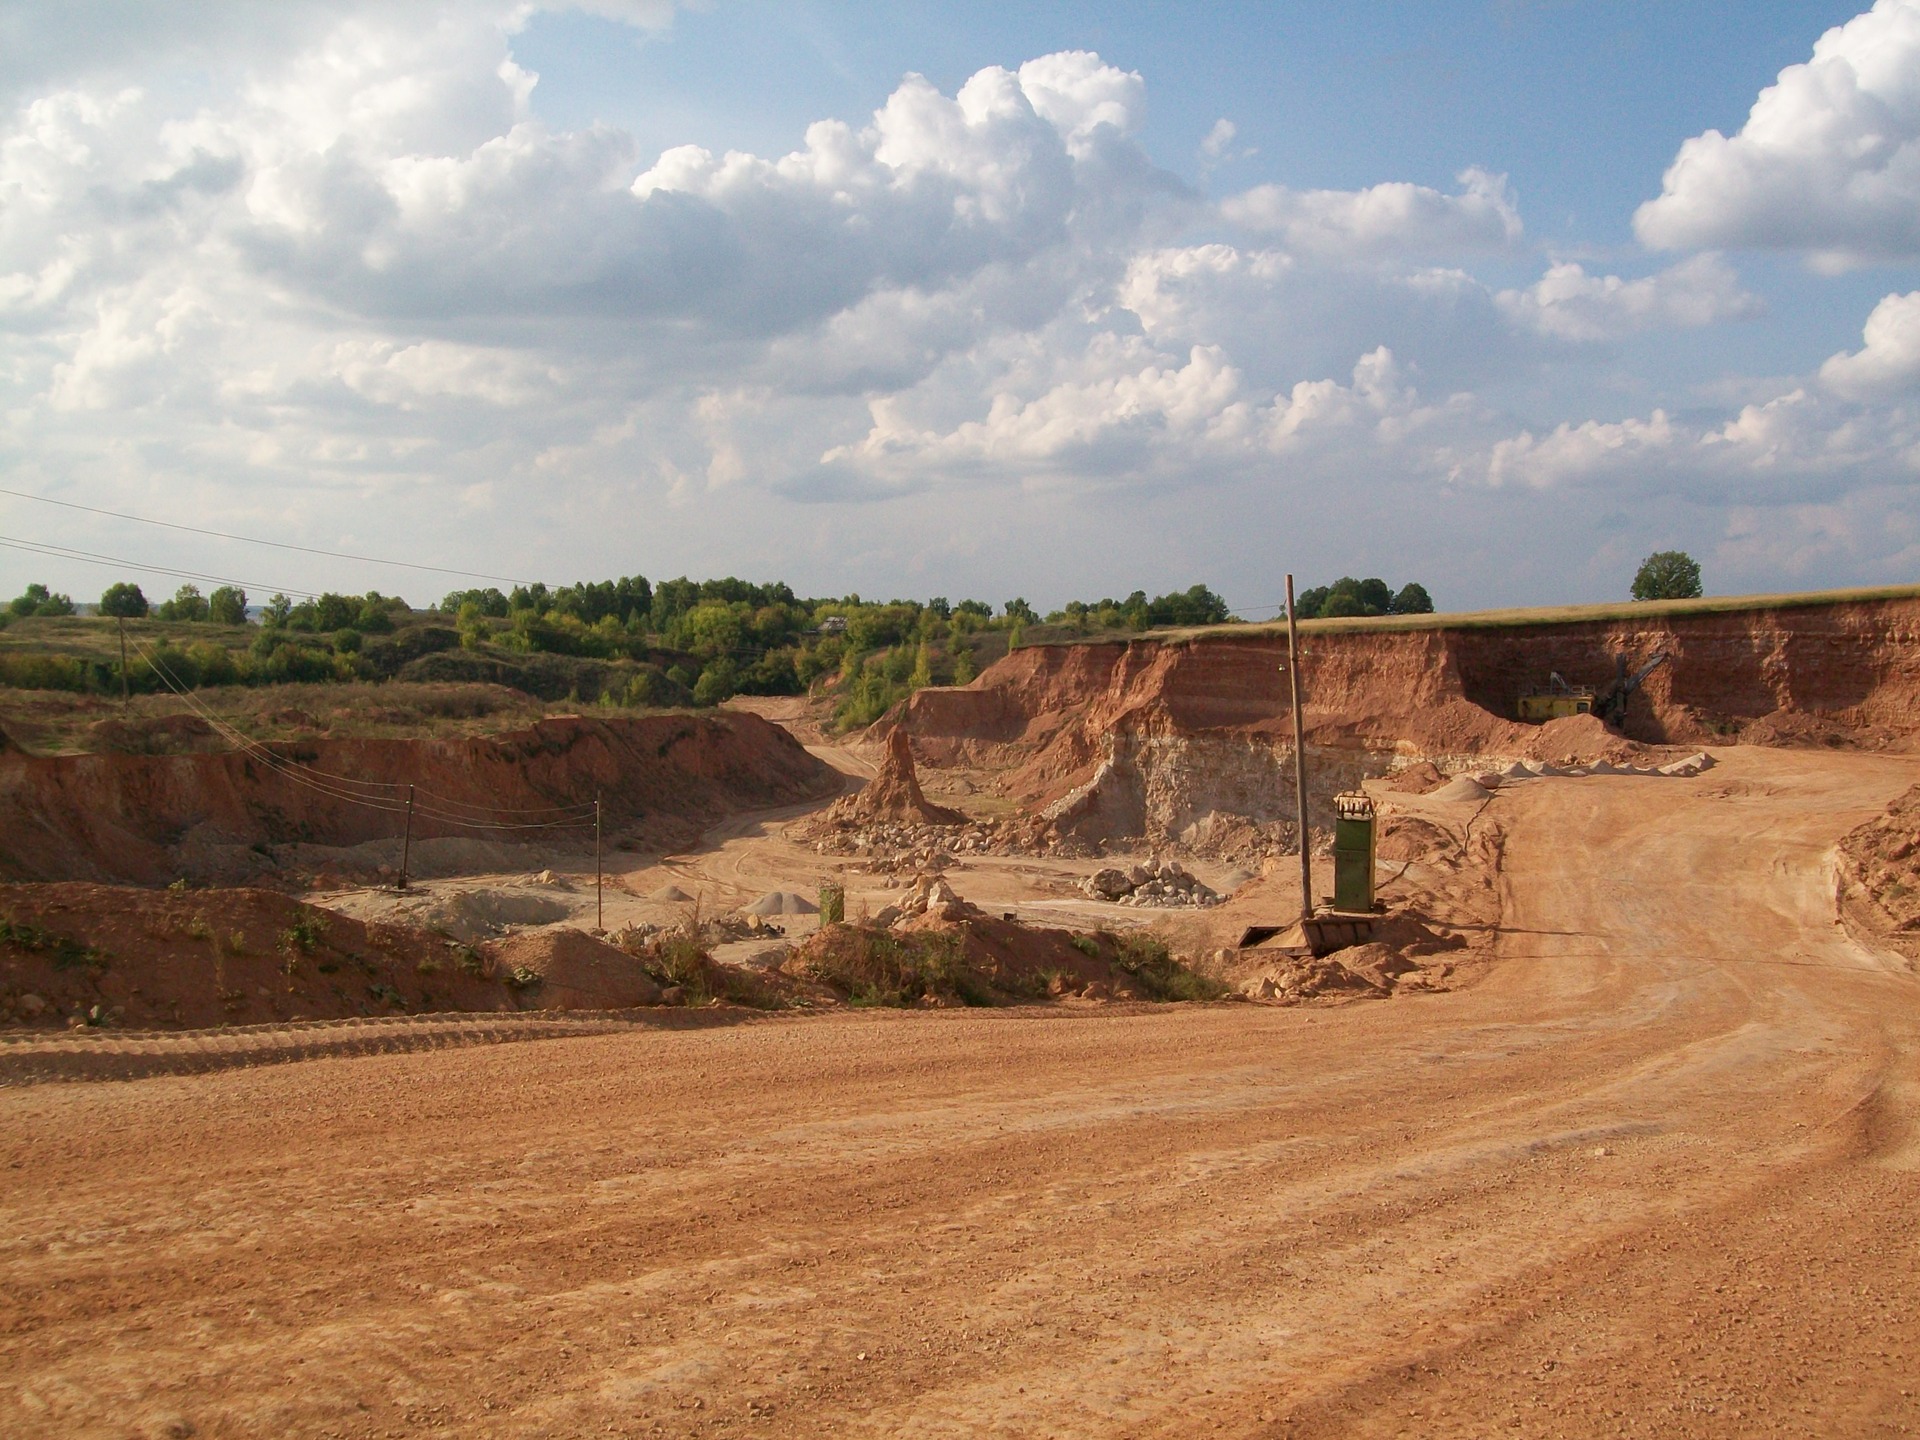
0,485,542,588
128,634,598,832
0,535,323,600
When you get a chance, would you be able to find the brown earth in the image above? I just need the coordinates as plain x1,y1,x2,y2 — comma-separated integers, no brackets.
0,711,838,887
882,589,1920,849
0,882,513,1030
1,747,1917,1437
813,725,963,829
1837,783,1920,963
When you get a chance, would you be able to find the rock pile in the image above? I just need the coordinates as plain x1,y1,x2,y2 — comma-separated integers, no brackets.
1081,858,1222,908
872,874,981,928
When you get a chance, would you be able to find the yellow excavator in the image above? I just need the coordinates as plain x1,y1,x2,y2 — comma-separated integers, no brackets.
1518,651,1669,726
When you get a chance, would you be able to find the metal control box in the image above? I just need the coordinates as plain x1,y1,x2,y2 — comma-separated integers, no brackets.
1332,791,1377,914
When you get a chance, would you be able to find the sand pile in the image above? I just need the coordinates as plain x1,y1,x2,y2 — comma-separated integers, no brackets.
485,928,662,1009
825,728,965,828
649,884,694,903
744,891,818,917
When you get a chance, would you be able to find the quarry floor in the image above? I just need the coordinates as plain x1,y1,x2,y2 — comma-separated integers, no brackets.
4,747,1920,1437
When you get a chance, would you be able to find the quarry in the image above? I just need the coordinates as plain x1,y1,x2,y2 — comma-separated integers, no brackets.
3,585,1920,1436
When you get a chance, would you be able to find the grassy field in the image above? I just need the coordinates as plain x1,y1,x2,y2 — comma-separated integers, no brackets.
0,681,670,755
1125,582,1920,645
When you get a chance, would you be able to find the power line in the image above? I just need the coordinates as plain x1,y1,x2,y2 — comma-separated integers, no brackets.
0,485,542,589
0,535,323,600
128,634,597,831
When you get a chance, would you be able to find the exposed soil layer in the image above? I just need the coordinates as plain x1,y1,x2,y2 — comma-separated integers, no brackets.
0,711,838,886
815,726,963,829
886,591,1920,847
0,882,514,1030
1837,783,1920,962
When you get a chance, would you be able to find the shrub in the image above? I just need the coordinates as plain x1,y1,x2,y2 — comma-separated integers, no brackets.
799,927,989,1007
1105,931,1225,1002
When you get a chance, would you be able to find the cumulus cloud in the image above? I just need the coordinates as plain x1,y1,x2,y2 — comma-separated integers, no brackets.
1220,167,1521,257
1495,254,1762,341
1635,0,1920,268
1820,290,1920,396
1,3,1915,608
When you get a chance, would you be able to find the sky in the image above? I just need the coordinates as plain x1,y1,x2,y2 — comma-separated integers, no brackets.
1,0,1917,616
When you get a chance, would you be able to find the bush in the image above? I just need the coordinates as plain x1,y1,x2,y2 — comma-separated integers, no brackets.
1105,931,1225,1002
799,927,987,1007
1631,550,1702,601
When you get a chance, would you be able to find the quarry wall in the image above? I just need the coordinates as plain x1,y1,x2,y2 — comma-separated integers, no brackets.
0,712,837,885
888,589,1920,847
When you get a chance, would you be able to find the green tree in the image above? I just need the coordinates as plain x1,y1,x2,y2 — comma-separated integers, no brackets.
261,593,293,627
8,582,74,617
1390,582,1434,615
1632,550,1703,601
207,585,248,625
99,582,149,618
693,657,738,706
156,584,210,622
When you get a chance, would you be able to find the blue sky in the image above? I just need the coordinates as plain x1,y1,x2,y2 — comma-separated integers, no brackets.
1,0,1917,614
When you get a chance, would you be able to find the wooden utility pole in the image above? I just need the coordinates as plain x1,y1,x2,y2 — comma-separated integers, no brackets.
398,784,415,891
1285,574,1312,922
594,793,603,933
117,617,130,709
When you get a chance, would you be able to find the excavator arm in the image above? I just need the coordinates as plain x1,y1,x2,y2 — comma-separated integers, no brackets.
1594,651,1670,726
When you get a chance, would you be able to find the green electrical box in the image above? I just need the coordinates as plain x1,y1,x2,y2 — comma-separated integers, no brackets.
1332,791,1377,914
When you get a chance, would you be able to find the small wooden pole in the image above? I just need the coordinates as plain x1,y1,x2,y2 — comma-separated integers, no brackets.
594,794,603,933
399,784,415,891
1285,575,1312,922
118,617,130,709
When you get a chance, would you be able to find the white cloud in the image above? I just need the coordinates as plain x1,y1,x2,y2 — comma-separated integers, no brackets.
1635,0,1920,267
1220,167,1521,257
1495,254,1762,341
1820,290,1920,396
1,6,1917,611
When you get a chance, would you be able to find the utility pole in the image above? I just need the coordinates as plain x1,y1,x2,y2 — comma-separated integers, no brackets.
1285,574,1312,923
594,793,603,933
398,784,415,891
117,617,130,709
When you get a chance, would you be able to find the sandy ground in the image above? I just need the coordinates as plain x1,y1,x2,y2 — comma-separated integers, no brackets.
4,747,1920,1437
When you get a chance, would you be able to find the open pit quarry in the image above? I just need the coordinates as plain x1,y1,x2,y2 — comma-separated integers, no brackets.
3,587,1920,1438
885,586,1920,852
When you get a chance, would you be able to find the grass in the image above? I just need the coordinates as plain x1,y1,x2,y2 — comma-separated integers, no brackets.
279,914,328,955
0,916,108,971
1103,931,1227,1003
799,927,993,1007
1138,582,1920,645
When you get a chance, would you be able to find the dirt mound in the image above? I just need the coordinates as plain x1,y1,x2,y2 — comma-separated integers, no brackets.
1520,713,1654,766
786,897,1220,1007
400,887,573,944
1836,785,1920,960
743,890,818,917
823,728,964,828
1377,761,1445,793
1432,776,1493,803
84,714,225,755
0,882,513,1030
484,928,663,1009
0,711,838,886
650,884,694,903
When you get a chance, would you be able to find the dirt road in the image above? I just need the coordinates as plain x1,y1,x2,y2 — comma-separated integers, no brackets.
3,748,1919,1437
